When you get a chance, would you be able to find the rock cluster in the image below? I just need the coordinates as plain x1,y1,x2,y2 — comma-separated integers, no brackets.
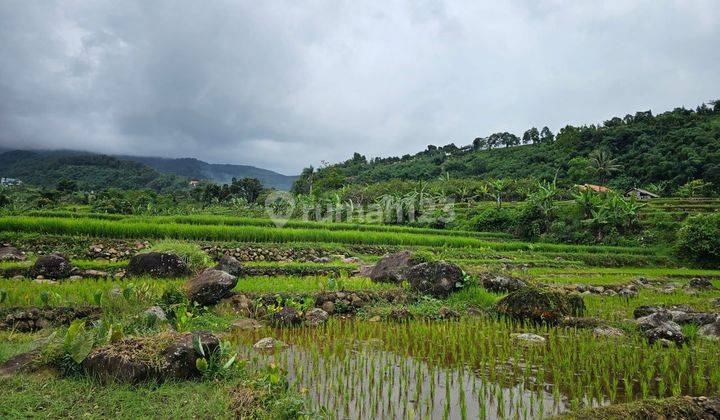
185,268,238,306
83,331,220,383
1,306,101,332
479,273,527,293
203,245,331,262
86,241,149,261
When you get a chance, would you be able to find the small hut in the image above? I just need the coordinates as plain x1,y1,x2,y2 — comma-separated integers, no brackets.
627,188,659,200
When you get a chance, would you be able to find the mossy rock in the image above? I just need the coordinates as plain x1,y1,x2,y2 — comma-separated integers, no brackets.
494,287,585,324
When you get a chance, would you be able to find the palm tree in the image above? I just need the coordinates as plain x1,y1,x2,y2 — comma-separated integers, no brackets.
588,149,621,184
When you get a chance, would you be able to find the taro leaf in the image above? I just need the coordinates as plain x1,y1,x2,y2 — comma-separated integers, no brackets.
69,330,95,364
195,357,208,373
64,320,85,349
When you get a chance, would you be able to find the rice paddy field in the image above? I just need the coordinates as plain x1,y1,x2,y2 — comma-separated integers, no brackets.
1,212,719,419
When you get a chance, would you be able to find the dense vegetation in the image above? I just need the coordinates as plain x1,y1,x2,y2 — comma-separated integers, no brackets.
0,151,186,192
294,101,720,195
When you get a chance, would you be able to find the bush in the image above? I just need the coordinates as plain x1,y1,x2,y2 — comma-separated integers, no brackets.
142,240,213,271
469,207,517,232
676,213,720,265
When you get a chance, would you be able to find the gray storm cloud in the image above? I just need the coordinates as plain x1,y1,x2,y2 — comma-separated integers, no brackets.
0,0,719,174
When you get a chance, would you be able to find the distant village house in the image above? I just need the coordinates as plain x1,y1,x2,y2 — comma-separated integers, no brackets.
188,180,200,188
626,188,660,199
0,177,22,187
576,184,612,193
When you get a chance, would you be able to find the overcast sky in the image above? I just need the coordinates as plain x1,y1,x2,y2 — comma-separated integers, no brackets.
1,1,718,174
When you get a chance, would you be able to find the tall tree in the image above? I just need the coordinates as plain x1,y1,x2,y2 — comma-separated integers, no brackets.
522,127,539,144
588,149,621,184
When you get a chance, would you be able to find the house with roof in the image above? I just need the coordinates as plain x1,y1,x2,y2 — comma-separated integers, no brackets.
627,188,660,199
576,184,612,193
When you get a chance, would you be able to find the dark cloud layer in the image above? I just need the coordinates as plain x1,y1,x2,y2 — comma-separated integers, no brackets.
1,1,719,174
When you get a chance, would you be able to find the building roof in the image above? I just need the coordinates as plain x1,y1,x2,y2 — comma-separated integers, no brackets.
577,184,612,193
628,188,660,198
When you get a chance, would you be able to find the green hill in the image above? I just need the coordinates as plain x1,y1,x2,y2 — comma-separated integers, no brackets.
0,150,186,191
119,156,298,190
294,101,720,195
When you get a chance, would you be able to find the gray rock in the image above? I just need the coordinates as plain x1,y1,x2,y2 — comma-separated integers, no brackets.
144,306,167,321
593,326,625,338
214,254,243,277
644,321,685,344
698,320,720,340
636,310,673,331
32,253,71,279
673,312,718,326
0,246,26,262
367,251,414,283
232,318,263,331
321,300,335,314
480,273,527,293
688,278,716,290
127,252,189,278
405,261,464,297
253,337,286,350
185,268,238,306
272,306,302,327
511,333,546,345
304,308,329,326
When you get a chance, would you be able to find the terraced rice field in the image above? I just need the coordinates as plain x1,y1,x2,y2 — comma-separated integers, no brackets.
1,215,719,418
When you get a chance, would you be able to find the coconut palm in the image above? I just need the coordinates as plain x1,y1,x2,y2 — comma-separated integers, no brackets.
588,149,621,184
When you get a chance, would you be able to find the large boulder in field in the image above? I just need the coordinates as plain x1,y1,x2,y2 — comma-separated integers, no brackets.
304,308,329,326
185,268,238,306
688,277,717,290
82,331,219,383
127,252,189,278
698,319,720,340
406,261,465,297
272,306,302,327
494,287,585,324
31,253,71,279
0,246,26,262
479,272,527,293
214,254,244,277
367,251,414,283
644,321,685,345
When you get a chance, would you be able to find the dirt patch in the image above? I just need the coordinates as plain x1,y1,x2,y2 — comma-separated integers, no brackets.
556,396,720,419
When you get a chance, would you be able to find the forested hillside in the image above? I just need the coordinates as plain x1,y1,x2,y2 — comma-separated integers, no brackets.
294,101,720,195
120,156,298,190
0,151,186,192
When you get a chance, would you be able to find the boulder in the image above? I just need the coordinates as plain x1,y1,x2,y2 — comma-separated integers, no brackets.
367,250,414,283
83,331,220,383
405,261,464,297
635,310,673,331
272,306,302,327
143,306,167,322
320,300,335,314
494,287,586,324
253,337,286,350
688,277,716,290
673,312,718,326
214,254,243,277
510,333,546,345
438,306,460,319
232,318,264,331
698,319,720,340
0,246,26,262
593,326,625,338
644,321,685,344
480,273,527,293
304,308,329,326
127,252,189,278
185,268,238,306
31,253,71,279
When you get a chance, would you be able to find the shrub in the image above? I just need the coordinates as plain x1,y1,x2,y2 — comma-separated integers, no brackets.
469,207,517,232
676,213,720,265
142,240,213,271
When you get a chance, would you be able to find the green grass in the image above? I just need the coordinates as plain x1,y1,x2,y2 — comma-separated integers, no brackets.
0,216,661,255
139,239,213,271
